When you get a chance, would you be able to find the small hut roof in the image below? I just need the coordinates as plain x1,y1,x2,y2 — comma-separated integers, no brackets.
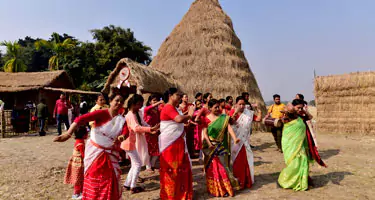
102,58,177,94
0,70,75,92
149,0,265,109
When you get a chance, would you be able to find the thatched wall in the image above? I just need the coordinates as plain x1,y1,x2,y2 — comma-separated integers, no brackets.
314,71,375,134
149,0,266,115
102,58,177,95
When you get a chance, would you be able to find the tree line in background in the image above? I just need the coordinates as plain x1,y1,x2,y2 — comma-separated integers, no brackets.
0,25,152,91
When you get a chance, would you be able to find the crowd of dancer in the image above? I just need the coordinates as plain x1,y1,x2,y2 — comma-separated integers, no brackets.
53,87,326,200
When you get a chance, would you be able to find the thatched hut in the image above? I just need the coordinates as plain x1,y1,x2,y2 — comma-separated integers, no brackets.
150,0,266,112
0,70,100,136
314,71,375,134
102,58,177,99
0,70,74,111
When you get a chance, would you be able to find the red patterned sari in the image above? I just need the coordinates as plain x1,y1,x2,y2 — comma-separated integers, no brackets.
74,110,127,200
159,104,193,200
203,115,240,197
230,109,255,189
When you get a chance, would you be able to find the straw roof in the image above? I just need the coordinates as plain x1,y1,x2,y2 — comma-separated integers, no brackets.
102,58,177,94
314,71,375,134
150,0,265,110
0,70,74,92
43,87,101,95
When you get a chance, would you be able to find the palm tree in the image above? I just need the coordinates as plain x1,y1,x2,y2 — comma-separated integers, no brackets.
0,41,27,72
35,32,76,70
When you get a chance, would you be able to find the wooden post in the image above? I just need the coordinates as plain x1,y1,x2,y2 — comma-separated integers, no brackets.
1,110,4,138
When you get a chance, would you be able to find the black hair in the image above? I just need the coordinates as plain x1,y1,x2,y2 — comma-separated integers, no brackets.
296,93,304,100
236,96,245,103
242,92,249,97
226,96,233,102
218,99,225,104
273,94,281,100
127,94,144,108
74,126,87,139
195,99,202,104
208,99,219,108
97,93,105,100
108,88,128,102
146,94,159,106
163,88,178,103
195,92,203,99
203,93,211,103
40,98,46,103
61,92,66,96
292,99,305,106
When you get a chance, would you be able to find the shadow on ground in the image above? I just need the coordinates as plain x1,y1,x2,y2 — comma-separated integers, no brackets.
319,149,340,160
311,171,353,189
253,142,274,152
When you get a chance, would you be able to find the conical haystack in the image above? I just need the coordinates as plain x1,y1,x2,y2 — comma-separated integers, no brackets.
150,0,265,112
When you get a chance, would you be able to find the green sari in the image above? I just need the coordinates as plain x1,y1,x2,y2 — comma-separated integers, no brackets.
278,117,313,191
202,114,239,197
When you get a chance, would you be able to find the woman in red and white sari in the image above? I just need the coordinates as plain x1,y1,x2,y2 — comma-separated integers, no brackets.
159,88,195,200
229,96,261,190
54,90,129,200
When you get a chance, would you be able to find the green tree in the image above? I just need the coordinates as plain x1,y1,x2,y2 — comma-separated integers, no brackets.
0,41,27,72
0,50,4,71
61,41,99,89
309,100,316,106
35,32,76,70
18,36,52,72
85,25,152,90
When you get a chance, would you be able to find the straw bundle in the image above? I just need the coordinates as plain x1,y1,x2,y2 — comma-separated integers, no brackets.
314,71,375,135
150,0,266,114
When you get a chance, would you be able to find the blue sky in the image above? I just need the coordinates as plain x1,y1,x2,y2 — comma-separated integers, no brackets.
1,0,374,101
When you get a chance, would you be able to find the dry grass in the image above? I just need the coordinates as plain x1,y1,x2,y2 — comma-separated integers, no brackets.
149,0,266,115
1,129,373,200
0,70,74,92
102,58,177,95
314,71,375,134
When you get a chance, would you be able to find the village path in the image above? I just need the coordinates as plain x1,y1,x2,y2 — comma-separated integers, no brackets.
0,130,374,200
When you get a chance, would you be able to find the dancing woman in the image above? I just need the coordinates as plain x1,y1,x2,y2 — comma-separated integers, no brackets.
202,99,241,197
278,99,327,191
143,94,164,171
121,94,159,193
159,88,195,200
54,89,129,200
229,96,261,189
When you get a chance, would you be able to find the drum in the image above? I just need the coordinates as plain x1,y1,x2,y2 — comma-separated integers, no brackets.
262,117,282,128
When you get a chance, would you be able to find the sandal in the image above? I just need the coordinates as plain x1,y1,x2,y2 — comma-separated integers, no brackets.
131,187,145,194
123,185,130,191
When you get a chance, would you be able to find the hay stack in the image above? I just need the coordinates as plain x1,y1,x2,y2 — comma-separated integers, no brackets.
314,71,375,135
150,0,265,111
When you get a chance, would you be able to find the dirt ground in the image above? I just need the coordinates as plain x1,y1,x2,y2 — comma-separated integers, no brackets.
0,129,374,200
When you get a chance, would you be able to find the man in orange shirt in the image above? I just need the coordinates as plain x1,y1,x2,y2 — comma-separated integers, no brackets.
265,94,285,152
